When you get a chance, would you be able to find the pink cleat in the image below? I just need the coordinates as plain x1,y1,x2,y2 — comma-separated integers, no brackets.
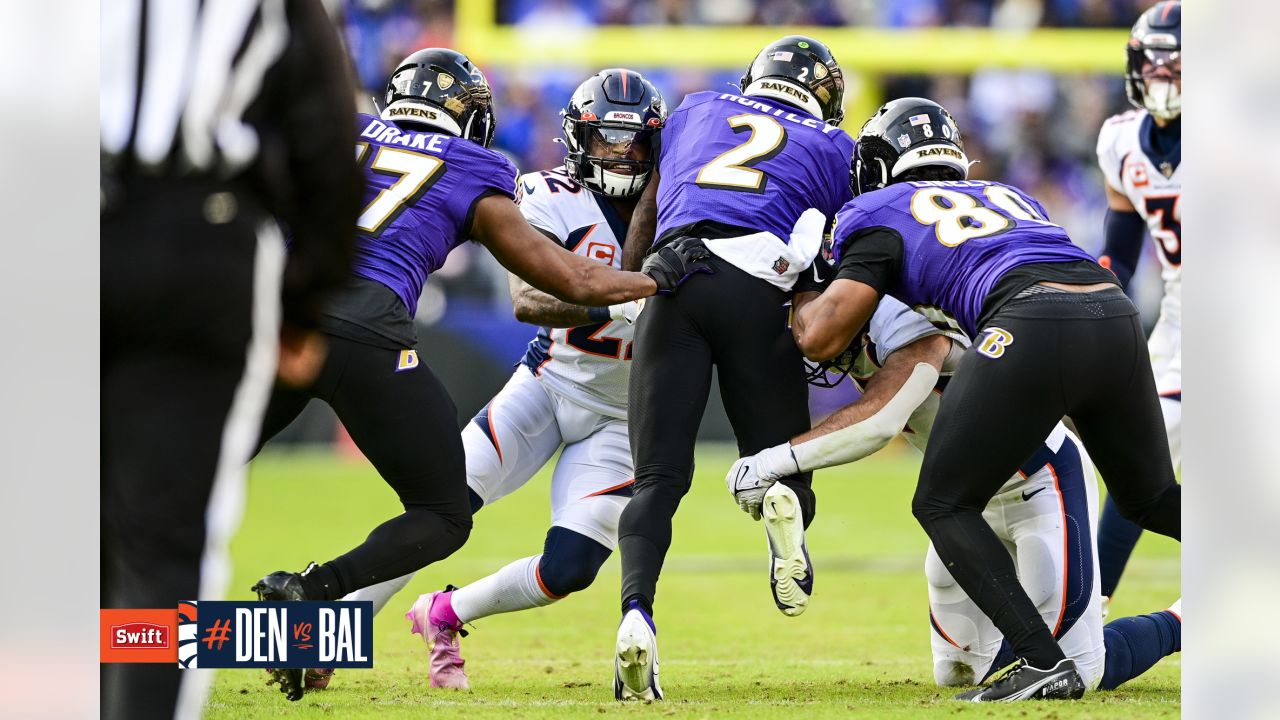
305,668,334,689
407,588,470,690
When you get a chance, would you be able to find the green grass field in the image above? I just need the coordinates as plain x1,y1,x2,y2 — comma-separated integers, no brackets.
206,443,1179,718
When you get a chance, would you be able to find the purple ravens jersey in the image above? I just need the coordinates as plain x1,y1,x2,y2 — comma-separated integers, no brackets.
654,91,854,246
831,180,1098,337
351,113,517,314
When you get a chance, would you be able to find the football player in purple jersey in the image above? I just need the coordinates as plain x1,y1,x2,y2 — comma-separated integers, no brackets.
612,35,853,700
787,97,1180,702
245,49,710,702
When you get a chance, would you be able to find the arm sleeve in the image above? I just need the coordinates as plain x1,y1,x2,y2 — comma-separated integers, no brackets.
790,361,940,472
833,226,903,296
1100,207,1146,288
252,0,361,329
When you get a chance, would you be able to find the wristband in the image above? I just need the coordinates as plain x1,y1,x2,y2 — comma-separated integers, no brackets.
587,306,610,323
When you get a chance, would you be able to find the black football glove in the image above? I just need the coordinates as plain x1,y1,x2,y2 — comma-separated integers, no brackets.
641,236,715,294
794,255,834,295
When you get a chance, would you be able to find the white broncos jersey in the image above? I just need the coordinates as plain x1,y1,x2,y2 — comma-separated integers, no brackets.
848,296,963,454
516,168,632,419
1096,109,1182,318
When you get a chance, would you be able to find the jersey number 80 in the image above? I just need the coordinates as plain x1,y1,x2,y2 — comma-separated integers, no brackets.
909,185,1055,247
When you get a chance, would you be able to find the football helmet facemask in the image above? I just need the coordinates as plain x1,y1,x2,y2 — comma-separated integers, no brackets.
1125,1,1181,121
382,48,496,147
853,97,968,196
740,35,845,125
562,69,666,198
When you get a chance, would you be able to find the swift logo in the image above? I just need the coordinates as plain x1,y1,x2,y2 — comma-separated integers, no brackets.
112,622,170,650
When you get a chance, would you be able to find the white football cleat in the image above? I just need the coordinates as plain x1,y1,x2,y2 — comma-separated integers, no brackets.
614,604,662,701
762,483,813,616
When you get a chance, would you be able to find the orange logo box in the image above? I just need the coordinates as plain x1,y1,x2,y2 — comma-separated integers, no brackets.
101,609,178,663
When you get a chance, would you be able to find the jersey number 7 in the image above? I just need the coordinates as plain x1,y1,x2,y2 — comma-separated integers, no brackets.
354,143,447,235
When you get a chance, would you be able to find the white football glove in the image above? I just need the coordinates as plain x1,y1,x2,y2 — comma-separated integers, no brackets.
725,444,801,520
608,299,645,325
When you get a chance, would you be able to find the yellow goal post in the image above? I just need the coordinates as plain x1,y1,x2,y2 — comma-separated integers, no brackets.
454,0,1129,126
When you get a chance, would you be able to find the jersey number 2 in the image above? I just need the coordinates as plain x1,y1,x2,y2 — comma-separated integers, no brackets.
695,115,788,193
355,143,447,235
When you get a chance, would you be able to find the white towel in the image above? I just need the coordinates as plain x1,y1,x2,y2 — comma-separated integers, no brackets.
701,208,827,291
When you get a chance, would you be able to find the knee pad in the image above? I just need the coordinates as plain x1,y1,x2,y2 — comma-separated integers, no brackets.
1014,535,1058,609
537,527,612,597
924,546,956,590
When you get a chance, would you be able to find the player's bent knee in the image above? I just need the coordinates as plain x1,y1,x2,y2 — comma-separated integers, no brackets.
538,526,612,597
1014,536,1058,608
924,546,956,588
934,659,977,687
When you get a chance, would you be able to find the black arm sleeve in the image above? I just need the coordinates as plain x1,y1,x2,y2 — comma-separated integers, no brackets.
1099,208,1146,288
251,0,361,329
834,226,904,296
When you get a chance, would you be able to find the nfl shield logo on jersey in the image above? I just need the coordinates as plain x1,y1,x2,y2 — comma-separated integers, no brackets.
772,257,790,275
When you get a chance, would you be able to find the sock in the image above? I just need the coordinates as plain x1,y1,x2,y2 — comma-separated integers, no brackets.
623,597,656,632
449,555,556,624
428,589,462,629
343,572,415,615
299,562,344,601
1099,610,1181,690
1098,496,1144,597
623,594,654,616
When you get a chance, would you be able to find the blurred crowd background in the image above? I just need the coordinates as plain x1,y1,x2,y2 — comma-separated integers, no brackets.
282,0,1168,444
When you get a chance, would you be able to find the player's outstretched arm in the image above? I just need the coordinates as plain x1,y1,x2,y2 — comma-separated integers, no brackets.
726,333,950,518
507,272,643,328
621,167,660,272
472,195,659,305
791,279,880,361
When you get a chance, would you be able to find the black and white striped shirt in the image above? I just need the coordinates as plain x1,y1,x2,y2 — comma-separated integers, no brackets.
101,0,363,330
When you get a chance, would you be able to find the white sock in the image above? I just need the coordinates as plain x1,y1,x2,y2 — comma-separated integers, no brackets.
450,555,557,623
343,572,415,616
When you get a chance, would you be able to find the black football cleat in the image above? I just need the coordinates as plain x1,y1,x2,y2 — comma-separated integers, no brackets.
251,564,316,701
956,658,1086,702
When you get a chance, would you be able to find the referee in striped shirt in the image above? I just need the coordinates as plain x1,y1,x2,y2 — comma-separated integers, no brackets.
101,1,360,718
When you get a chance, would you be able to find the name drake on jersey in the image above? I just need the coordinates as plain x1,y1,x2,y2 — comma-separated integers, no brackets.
361,118,450,152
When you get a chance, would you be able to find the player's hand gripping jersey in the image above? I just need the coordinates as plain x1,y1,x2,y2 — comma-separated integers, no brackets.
1096,110,1181,312
518,169,634,417
829,180,1100,338
654,91,854,284
323,113,517,343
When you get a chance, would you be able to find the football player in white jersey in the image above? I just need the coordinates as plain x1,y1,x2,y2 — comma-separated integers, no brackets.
1094,0,1182,607
727,294,1181,699
326,70,667,690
